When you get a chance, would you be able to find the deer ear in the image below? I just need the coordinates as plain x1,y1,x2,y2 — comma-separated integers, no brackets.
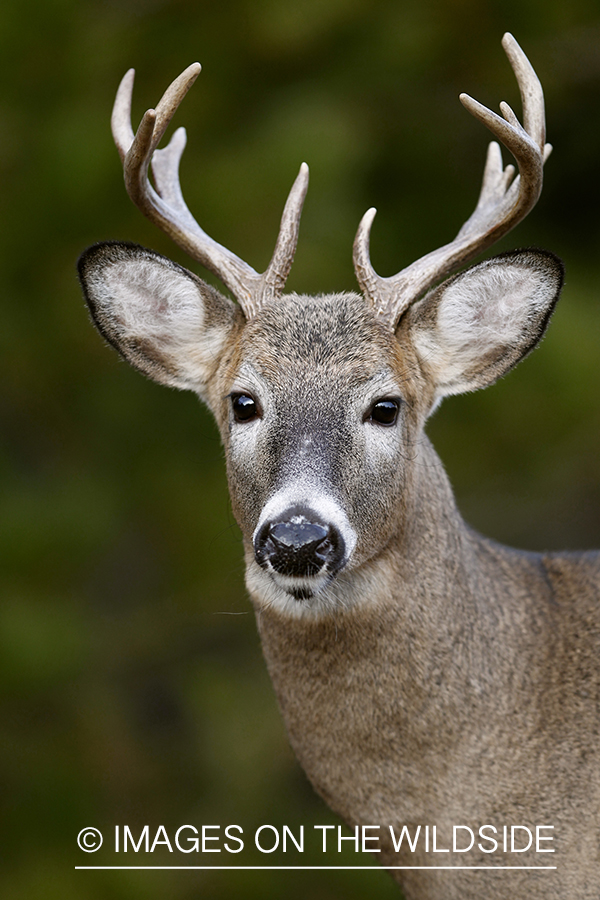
405,249,564,400
77,242,242,396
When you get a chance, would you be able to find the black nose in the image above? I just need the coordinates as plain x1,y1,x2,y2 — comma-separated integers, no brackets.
254,507,345,578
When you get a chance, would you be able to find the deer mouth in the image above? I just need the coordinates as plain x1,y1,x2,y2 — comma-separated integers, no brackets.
263,568,335,601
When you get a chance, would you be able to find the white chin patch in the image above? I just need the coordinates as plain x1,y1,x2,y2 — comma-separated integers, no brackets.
245,555,389,620
267,569,332,599
245,562,341,618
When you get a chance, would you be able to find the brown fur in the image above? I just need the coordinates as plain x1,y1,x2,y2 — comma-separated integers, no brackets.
78,240,598,899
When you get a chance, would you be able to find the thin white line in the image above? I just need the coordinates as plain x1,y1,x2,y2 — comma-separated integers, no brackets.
75,865,557,871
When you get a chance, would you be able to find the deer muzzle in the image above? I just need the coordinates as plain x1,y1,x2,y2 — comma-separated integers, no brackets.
253,505,346,595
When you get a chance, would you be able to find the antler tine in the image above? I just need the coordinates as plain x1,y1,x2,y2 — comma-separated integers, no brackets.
261,162,310,304
502,32,545,150
111,64,308,318
111,68,136,162
353,33,550,329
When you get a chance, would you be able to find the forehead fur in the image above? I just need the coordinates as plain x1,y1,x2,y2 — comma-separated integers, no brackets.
236,291,402,381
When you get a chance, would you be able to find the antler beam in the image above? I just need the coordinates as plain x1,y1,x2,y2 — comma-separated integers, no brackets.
353,33,551,328
111,63,309,318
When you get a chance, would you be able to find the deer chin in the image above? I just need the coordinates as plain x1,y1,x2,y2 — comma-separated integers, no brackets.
268,569,333,600
245,559,354,619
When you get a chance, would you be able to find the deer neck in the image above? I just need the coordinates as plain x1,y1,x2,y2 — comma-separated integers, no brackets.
251,436,488,751
248,432,552,829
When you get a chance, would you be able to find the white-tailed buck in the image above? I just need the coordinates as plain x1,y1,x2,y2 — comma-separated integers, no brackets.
78,34,599,899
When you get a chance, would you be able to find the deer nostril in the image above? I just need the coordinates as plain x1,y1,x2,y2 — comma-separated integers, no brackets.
254,510,345,580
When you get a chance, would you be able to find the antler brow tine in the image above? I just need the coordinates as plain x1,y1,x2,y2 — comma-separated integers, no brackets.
353,33,551,328
111,63,309,318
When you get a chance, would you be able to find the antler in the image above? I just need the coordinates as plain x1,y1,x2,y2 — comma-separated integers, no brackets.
353,33,552,328
111,63,309,318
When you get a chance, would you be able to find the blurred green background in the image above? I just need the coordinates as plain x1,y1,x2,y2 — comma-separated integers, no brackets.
2,0,600,897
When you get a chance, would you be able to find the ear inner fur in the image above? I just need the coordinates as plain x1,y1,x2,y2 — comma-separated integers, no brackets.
78,241,242,395
404,249,564,400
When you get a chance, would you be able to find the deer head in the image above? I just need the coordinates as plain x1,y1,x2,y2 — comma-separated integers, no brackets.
78,34,563,618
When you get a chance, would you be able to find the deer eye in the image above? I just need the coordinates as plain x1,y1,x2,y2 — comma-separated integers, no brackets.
368,399,400,427
231,393,259,422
